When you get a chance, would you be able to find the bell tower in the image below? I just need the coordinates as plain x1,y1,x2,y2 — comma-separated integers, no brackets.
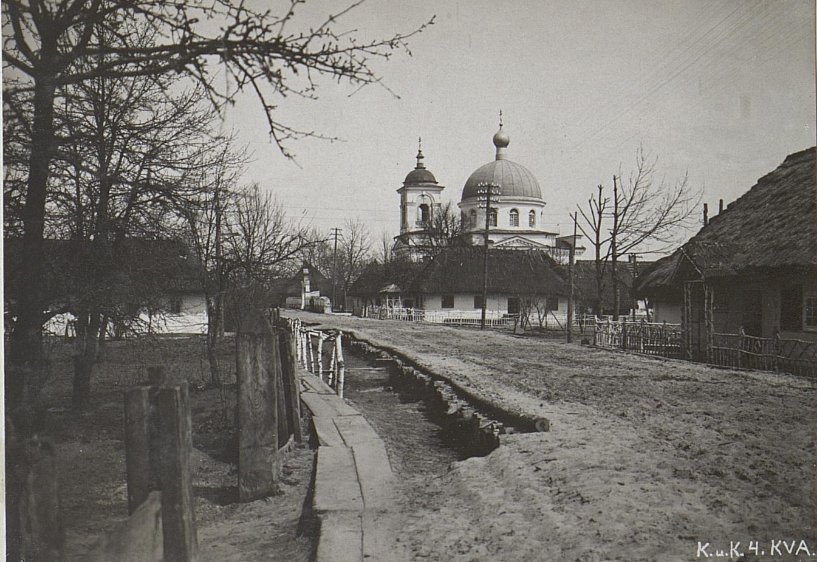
394,138,445,261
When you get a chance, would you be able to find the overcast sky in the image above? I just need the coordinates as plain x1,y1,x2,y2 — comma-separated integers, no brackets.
222,0,815,254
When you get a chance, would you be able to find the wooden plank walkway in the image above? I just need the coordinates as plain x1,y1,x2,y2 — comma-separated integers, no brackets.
299,371,408,562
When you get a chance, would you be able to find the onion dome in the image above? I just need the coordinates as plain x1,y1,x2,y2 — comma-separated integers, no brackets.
461,114,542,200
404,137,438,185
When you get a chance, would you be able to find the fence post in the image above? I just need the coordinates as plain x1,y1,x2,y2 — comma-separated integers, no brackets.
236,310,279,502
278,325,302,443
154,383,198,562
124,386,154,514
7,432,65,562
737,327,745,369
317,335,324,379
773,331,782,373
336,332,345,399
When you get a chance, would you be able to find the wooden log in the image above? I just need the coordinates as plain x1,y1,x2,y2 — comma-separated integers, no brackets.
279,328,303,442
154,384,198,562
8,435,65,562
271,329,290,447
124,386,154,514
236,311,279,502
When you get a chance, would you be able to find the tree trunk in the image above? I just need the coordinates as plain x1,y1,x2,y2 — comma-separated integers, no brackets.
72,311,101,411
8,71,58,414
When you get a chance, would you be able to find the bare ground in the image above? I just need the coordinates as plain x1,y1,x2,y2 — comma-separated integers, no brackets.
29,335,316,561
291,311,816,562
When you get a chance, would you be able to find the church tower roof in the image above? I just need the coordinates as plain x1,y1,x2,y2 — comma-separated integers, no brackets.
404,137,438,185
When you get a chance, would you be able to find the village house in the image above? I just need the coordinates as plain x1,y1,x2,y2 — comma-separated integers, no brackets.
4,238,208,336
407,247,568,324
276,261,333,312
634,147,816,367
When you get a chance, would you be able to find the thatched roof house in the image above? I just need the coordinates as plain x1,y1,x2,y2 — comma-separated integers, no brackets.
409,247,567,297
634,147,816,343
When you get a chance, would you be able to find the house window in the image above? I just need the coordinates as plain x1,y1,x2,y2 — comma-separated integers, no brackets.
469,209,477,228
442,295,454,309
168,296,183,314
804,295,817,330
529,210,536,227
509,209,519,227
488,209,497,227
546,297,559,311
507,297,520,315
474,295,484,309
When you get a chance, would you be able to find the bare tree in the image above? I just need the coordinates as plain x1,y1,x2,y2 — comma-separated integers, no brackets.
425,201,466,257
338,219,373,309
182,139,248,385
578,146,700,319
3,0,433,406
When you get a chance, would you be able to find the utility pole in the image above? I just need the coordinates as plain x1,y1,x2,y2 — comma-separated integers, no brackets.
567,212,577,343
478,182,500,330
330,227,341,312
611,174,620,321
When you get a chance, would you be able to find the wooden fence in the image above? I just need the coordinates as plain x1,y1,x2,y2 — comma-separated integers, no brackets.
288,317,346,398
593,318,816,377
711,331,816,377
593,319,682,358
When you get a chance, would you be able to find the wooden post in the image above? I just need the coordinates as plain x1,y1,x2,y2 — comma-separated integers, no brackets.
278,326,302,442
7,435,65,562
317,335,324,379
335,332,345,399
236,310,279,502
737,327,745,369
124,386,154,514
154,384,198,562
271,329,289,447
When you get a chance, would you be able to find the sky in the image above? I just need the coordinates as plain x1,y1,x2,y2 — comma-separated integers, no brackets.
221,0,816,255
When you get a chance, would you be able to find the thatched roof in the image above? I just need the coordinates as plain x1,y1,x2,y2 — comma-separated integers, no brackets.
409,247,567,296
634,147,817,296
348,259,424,298
279,261,332,297
4,237,205,312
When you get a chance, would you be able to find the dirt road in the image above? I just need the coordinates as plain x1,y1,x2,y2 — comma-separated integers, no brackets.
291,311,816,562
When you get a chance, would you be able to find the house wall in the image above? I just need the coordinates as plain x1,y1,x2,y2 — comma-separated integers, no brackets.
44,293,209,337
653,301,682,324
146,293,208,334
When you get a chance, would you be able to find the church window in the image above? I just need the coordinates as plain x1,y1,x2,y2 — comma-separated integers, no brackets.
442,295,454,309
418,203,430,224
469,209,477,228
488,209,497,227
529,210,536,227
509,209,519,227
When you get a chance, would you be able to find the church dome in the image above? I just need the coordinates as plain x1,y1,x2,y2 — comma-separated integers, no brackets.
404,140,438,185
404,167,437,185
461,121,542,200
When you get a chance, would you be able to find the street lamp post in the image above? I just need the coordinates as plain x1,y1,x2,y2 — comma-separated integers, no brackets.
477,182,501,330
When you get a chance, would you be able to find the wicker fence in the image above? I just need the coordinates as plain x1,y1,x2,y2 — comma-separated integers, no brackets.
710,331,816,377
594,319,816,377
593,319,682,358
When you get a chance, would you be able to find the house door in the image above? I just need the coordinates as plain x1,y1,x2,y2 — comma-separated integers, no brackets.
683,281,706,361
742,290,763,336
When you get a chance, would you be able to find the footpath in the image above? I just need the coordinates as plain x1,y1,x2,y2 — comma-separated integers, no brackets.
299,370,408,562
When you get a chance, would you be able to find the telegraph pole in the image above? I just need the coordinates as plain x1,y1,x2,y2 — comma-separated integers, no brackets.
567,212,578,343
478,182,500,330
330,227,341,312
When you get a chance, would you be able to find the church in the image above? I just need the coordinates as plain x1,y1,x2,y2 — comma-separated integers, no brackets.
392,114,582,262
